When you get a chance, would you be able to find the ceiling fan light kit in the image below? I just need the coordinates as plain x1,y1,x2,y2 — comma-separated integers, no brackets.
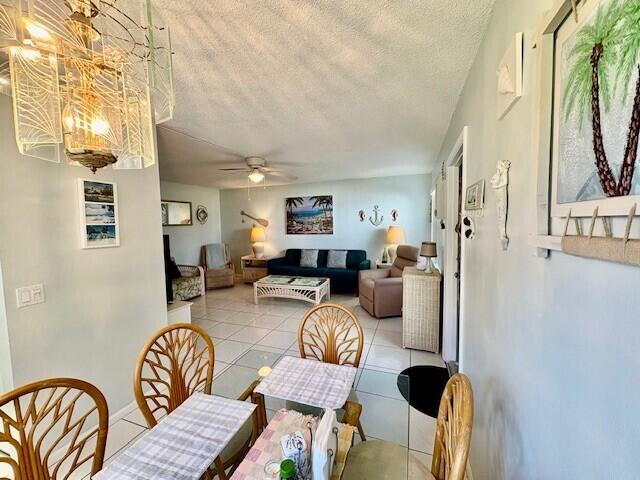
248,169,265,183
218,156,297,186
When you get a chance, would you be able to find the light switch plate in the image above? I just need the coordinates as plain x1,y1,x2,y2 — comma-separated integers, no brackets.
16,284,45,308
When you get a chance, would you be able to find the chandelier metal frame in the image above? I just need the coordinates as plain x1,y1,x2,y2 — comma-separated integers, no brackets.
0,0,174,172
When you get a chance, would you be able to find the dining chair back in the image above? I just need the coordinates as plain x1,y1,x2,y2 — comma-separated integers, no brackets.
298,303,364,367
134,323,214,428
0,378,108,479
431,373,474,480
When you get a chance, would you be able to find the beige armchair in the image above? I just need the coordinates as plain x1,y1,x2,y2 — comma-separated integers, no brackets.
200,243,235,289
358,245,419,318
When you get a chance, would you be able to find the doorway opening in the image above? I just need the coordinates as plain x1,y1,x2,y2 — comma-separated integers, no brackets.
441,127,468,372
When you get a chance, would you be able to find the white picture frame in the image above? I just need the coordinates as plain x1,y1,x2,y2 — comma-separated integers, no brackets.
550,0,640,218
465,179,485,211
78,178,120,249
497,32,523,119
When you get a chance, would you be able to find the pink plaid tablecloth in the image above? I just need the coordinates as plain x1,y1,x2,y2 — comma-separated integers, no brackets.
254,356,357,409
230,409,355,480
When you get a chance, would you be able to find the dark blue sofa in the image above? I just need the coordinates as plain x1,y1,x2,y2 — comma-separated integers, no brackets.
267,249,370,294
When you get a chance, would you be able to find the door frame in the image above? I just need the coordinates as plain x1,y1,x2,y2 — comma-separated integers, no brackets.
442,127,468,365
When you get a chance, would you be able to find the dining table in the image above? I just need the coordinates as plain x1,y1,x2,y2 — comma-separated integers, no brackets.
94,392,256,480
214,348,414,480
254,355,358,410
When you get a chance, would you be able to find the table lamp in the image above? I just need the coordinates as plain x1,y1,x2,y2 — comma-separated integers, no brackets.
384,225,405,263
419,241,437,273
250,226,266,258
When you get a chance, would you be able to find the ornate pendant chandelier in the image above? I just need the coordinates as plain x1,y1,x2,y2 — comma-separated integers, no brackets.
0,0,174,172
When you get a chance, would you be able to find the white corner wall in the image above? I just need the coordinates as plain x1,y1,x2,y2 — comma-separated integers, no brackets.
220,174,431,269
0,96,167,413
437,1,640,478
160,181,222,265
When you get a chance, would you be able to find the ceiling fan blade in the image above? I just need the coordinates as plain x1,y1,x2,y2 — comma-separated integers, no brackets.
219,167,251,172
264,171,298,181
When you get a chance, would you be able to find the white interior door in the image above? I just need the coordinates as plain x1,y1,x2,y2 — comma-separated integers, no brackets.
442,165,461,362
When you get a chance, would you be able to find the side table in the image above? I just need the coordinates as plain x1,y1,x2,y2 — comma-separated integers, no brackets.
402,266,441,352
241,255,271,283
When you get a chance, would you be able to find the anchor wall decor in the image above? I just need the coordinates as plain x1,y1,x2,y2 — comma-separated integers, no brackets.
369,205,384,226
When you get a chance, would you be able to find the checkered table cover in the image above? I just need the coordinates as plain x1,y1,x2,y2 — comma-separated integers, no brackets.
255,356,357,410
94,393,256,480
230,409,355,480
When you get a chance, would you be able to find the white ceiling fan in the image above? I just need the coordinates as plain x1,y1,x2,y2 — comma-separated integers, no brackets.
217,157,298,184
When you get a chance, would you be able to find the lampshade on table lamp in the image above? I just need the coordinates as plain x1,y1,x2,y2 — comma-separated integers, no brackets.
419,241,437,272
384,225,405,263
250,226,266,258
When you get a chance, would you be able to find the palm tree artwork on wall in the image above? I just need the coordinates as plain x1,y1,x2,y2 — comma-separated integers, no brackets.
285,196,334,234
560,0,640,205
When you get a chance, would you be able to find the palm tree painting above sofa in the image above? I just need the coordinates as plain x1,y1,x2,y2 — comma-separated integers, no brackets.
553,0,640,216
286,196,334,234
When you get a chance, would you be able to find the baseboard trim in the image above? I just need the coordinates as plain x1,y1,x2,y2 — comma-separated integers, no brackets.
109,398,140,426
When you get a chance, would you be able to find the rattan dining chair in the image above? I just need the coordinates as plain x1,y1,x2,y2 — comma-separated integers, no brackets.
0,377,109,479
133,323,266,479
431,373,474,480
341,373,474,480
296,303,367,440
298,303,364,367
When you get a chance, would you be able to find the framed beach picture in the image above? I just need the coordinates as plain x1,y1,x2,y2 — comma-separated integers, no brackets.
285,196,334,235
78,179,120,248
551,0,640,217
465,180,485,211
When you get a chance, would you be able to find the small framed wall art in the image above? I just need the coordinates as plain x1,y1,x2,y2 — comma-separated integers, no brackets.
78,179,120,249
465,179,485,211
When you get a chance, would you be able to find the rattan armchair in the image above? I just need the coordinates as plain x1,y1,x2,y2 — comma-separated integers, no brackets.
133,323,266,479
0,378,109,479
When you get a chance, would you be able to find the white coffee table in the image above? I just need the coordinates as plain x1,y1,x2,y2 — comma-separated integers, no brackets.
254,275,330,305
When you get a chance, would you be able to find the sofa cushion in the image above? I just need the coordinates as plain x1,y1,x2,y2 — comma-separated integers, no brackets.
346,250,367,269
317,249,329,268
327,250,348,268
300,249,319,268
359,278,375,301
285,249,301,265
278,266,328,278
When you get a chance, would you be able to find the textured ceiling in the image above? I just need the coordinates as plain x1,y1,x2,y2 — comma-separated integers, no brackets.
154,0,495,189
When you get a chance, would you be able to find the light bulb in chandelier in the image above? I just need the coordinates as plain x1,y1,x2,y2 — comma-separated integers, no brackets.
91,117,110,136
24,20,52,42
248,169,265,184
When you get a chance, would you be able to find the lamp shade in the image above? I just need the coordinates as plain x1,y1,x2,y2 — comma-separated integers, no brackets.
250,226,266,243
420,242,437,258
386,225,405,244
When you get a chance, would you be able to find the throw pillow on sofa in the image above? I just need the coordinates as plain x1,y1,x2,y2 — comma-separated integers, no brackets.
300,249,319,268
327,250,348,269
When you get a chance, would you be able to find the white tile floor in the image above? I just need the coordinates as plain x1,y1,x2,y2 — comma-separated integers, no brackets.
89,284,445,479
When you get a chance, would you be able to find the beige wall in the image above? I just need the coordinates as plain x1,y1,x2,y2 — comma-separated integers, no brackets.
161,181,222,265
0,96,167,413
436,0,640,478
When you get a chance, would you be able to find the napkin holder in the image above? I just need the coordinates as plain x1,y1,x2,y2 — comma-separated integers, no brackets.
312,410,338,480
